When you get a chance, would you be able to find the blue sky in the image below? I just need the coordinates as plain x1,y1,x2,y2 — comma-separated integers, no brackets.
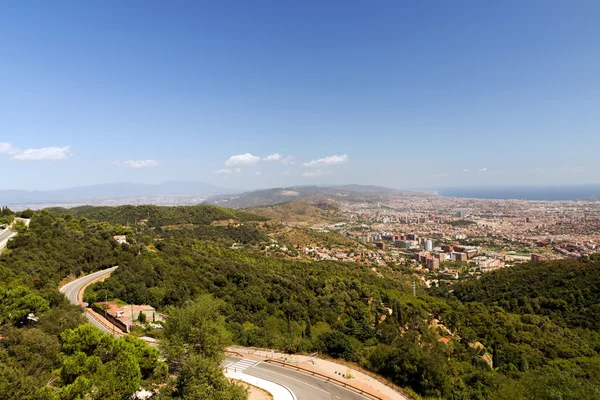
1,1,599,190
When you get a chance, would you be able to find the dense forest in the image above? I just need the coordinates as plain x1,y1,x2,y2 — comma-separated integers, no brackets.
3,205,600,400
445,258,600,330
49,204,269,247
0,210,246,399
88,237,600,399
48,204,267,227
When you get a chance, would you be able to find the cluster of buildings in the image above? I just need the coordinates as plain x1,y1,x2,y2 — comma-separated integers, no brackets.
236,192,599,286
311,193,600,280
91,301,164,333
261,191,600,284
299,245,404,265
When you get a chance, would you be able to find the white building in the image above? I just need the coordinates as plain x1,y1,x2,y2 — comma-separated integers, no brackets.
424,240,433,251
113,235,127,245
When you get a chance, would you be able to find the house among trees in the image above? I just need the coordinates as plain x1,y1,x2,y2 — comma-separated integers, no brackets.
93,301,163,332
113,235,127,245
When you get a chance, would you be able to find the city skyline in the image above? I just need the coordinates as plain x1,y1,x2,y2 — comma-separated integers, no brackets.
2,1,599,190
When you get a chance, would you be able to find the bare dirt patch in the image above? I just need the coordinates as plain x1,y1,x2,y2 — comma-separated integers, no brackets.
230,380,273,400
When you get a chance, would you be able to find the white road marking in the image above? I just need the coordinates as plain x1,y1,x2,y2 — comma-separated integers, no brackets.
253,364,331,395
228,359,260,372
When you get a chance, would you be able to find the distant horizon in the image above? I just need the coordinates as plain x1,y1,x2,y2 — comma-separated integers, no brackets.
5,180,600,192
5,179,600,193
3,182,600,211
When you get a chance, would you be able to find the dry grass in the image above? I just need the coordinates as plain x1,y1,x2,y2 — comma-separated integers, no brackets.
230,380,273,400
250,201,342,227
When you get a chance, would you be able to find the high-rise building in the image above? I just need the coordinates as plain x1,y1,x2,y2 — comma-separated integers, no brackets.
424,240,433,251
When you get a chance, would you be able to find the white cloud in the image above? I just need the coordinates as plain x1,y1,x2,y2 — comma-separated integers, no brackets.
0,142,19,155
302,169,331,178
215,168,232,174
13,146,72,161
255,171,262,175
302,154,348,167
225,153,260,167
116,159,159,169
280,156,295,165
478,167,488,172
462,169,470,172
262,153,281,161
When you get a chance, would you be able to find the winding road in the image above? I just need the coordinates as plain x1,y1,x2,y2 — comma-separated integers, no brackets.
0,227,16,252
60,267,394,400
60,266,120,334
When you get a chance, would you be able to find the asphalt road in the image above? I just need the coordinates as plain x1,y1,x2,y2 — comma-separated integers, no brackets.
0,227,16,251
225,356,371,400
61,267,372,400
59,266,119,334
0,219,31,252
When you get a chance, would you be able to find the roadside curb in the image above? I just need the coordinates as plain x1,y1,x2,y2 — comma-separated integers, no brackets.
60,267,126,337
225,370,295,400
228,346,404,400
264,360,391,400
79,271,127,336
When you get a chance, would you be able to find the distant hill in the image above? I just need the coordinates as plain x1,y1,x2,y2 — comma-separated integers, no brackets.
205,184,418,208
248,200,343,227
0,181,236,207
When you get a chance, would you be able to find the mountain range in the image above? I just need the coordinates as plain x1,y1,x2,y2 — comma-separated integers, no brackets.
0,181,236,207
203,184,422,209
0,182,420,210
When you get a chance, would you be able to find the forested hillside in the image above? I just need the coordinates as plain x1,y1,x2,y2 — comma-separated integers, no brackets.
446,257,600,330
248,200,343,226
48,204,267,227
49,204,269,247
0,211,246,399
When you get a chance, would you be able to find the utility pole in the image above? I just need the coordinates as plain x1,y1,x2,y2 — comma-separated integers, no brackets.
412,279,416,297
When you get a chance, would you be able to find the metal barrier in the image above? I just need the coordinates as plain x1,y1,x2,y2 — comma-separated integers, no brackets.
224,350,245,357
265,359,384,400
90,303,129,333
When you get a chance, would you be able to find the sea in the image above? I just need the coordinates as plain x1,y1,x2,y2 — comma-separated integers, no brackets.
438,185,600,201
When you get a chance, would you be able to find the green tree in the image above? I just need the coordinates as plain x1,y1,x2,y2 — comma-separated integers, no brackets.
0,286,50,326
320,331,358,361
162,294,232,363
174,354,246,399
160,295,247,399
12,219,27,233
